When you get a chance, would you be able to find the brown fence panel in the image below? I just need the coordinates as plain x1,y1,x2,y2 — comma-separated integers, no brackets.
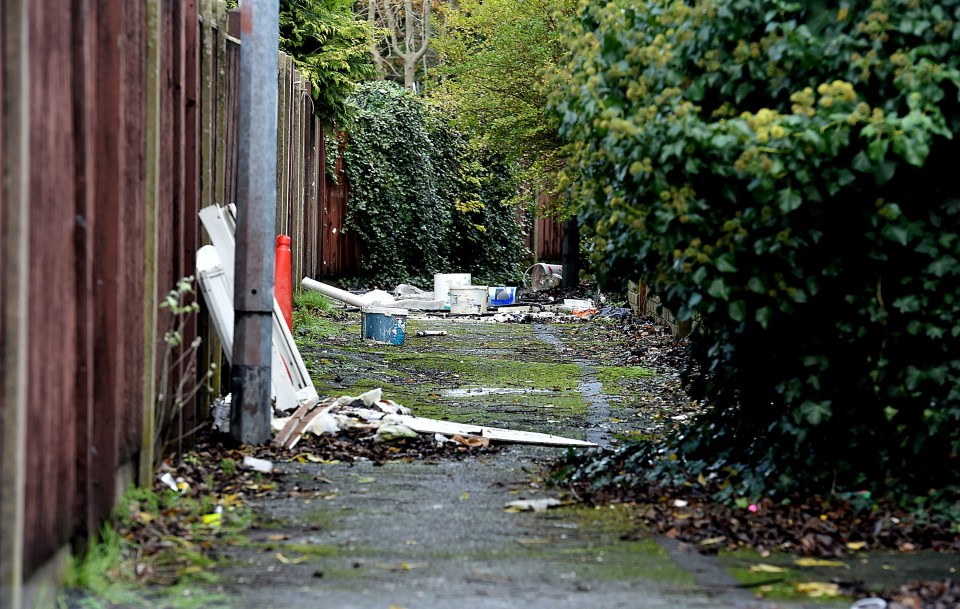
25,0,80,575
118,0,147,463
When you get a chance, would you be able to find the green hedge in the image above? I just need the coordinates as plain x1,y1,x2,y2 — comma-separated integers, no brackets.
342,82,526,285
552,0,960,499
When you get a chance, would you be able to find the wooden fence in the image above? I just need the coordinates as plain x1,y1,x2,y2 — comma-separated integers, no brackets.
0,2,562,603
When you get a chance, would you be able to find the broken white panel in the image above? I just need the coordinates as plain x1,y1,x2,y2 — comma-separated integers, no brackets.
220,203,315,409
196,245,300,411
380,414,596,448
198,203,319,412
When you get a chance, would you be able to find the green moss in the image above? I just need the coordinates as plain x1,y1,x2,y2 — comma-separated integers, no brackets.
292,309,350,342
596,365,656,396
277,543,341,558
720,549,853,603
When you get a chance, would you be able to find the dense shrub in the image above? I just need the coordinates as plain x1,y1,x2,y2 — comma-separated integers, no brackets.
552,0,960,499
343,82,526,284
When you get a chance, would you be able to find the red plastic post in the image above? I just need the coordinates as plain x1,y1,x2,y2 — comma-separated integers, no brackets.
274,235,293,331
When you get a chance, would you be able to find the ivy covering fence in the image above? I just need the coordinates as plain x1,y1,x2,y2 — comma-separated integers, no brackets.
552,0,960,504
342,82,527,284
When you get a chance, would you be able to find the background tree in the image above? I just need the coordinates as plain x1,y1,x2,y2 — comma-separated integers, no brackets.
429,0,575,199
552,0,960,503
278,0,380,125
357,0,433,90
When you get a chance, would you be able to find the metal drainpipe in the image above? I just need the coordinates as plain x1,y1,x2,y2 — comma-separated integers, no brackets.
231,0,279,444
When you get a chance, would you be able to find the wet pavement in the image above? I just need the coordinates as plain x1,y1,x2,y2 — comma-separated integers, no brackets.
192,314,844,609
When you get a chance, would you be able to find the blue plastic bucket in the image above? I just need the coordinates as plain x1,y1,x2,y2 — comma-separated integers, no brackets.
488,286,517,307
361,306,408,345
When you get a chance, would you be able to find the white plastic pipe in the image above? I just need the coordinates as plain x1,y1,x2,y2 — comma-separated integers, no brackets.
301,277,369,308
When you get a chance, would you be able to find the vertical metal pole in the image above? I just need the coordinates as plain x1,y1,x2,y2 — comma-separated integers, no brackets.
1,0,29,604
231,0,278,444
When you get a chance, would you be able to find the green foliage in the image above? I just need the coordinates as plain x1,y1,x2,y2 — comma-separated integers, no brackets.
552,0,960,498
342,81,526,284
278,0,379,126
294,289,336,314
430,0,577,198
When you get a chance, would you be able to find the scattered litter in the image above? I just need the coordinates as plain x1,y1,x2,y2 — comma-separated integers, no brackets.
526,263,562,291
158,472,179,493
393,284,430,299
416,330,448,337
794,582,841,598
375,423,419,443
302,277,395,308
794,558,849,569
849,599,886,609
242,456,274,474
562,298,594,310
434,433,452,444
442,387,550,398
276,553,309,565
212,395,231,433
597,306,632,320
488,286,517,306
272,388,595,449
504,498,563,513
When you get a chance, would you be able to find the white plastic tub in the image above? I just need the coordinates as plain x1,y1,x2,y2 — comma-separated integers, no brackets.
433,273,471,309
449,286,488,314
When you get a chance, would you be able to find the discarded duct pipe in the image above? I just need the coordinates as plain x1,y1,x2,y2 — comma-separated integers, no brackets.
301,277,396,308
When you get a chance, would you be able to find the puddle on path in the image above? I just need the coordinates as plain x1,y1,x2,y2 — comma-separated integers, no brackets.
533,323,613,448
441,387,552,397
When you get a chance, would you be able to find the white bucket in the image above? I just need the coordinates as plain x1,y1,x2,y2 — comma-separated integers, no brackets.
529,263,562,291
449,285,488,314
433,273,471,309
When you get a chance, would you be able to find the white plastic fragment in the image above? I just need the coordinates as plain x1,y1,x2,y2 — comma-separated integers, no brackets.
374,423,418,443
158,472,179,493
242,456,274,474
505,498,563,513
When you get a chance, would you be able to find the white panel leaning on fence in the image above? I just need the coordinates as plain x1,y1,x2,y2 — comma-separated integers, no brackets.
197,203,320,414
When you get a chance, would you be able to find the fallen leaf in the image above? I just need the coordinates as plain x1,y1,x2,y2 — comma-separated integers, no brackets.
794,558,848,569
357,477,375,484
794,582,840,597
699,536,727,546
846,541,867,551
267,534,289,541
452,435,490,448
276,553,309,565
460,491,470,502
749,563,788,573
201,513,222,527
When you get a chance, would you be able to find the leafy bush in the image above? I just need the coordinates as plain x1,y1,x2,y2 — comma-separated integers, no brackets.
552,0,960,499
342,82,526,285
278,0,379,126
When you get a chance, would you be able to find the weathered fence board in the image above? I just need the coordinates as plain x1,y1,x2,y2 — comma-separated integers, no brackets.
2,0,564,597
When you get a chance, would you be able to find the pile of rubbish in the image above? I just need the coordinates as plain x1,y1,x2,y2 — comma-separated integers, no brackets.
272,388,595,451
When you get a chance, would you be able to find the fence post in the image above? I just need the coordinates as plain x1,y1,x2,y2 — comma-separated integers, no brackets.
1,0,30,604
139,0,162,485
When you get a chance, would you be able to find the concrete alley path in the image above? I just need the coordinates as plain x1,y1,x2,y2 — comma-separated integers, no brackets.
196,316,831,609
